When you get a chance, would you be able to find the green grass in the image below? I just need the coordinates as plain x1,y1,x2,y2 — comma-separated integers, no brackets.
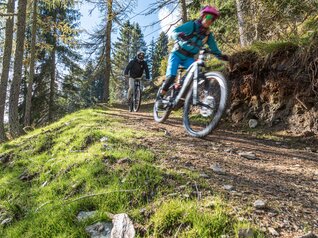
149,198,264,238
0,108,263,237
250,41,298,56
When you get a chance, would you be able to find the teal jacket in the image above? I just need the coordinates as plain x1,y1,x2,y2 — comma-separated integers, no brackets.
171,20,222,58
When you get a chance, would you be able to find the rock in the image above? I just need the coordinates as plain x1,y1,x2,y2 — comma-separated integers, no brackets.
164,130,171,136
117,158,132,164
253,199,267,209
212,146,219,151
268,212,278,217
232,110,244,123
183,194,190,198
238,228,254,237
230,100,243,112
223,185,234,191
237,217,244,222
77,211,97,221
85,222,112,238
0,218,12,226
111,213,135,238
100,137,108,143
239,152,258,160
224,148,232,153
298,232,318,238
41,181,48,187
268,227,279,236
203,200,216,209
170,156,179,160
211,163,224,173
248,119,258,128
199,173,209,178
0,154,11,164
178,185,187,189
167,193,178,197
139,208,146,215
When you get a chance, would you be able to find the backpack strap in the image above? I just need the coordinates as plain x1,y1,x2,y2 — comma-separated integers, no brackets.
186,20,197,39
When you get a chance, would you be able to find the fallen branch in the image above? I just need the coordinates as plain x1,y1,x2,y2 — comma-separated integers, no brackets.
35,201,53,212
65,189,138,205
0,12,17,17
35,189,139,212
194,181,201,201
174,223,183,238
295,95,308,110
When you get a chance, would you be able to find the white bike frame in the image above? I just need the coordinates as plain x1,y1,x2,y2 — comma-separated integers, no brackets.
172,50,206,107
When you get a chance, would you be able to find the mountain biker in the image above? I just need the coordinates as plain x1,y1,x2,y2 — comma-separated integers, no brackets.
124,51,150,102
158,5,229,104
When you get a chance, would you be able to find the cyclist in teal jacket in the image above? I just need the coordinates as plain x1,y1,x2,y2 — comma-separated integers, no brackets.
159,5,229,98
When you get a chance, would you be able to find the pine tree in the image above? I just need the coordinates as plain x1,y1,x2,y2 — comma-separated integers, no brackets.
30,1,81,124
152,32,168,79
111,21,132,101
131,23,147,60
81,61,99,106
148,38,156,79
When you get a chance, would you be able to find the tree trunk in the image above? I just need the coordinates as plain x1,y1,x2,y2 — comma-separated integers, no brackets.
179,0,187,23
24,0,38,127
8,0,27,138
235,0,247,47
102,0,113,103
48,39,56,122
0,0,15,142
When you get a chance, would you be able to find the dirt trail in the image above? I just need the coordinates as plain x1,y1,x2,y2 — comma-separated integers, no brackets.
109,104,318,238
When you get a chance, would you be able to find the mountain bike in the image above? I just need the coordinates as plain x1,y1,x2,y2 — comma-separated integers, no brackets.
153,48,229,138
128,77,142,112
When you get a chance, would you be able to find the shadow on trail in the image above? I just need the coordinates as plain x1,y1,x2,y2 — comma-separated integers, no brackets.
203,130,318,163
106,105,318,163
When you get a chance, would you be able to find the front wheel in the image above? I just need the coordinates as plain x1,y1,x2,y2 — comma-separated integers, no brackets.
153,86,172,123
128,96,133,112
133,86,142,112
183,72,229,138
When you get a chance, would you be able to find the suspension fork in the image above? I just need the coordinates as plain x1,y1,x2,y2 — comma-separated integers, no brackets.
192,65,200,105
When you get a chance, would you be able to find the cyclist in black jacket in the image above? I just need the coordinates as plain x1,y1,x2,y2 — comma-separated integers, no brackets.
124,51,150,101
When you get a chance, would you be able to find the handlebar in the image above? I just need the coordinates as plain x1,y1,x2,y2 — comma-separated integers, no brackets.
176,37,230,62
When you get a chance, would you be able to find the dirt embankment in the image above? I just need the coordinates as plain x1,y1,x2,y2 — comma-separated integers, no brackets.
227,36,318,135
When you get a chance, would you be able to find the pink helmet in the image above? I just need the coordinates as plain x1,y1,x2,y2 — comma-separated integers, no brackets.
200,6,220,19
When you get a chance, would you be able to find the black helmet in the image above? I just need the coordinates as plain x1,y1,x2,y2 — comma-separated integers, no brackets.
137,51,145,61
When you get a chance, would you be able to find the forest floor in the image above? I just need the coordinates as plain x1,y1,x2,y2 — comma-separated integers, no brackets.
111,102,318,238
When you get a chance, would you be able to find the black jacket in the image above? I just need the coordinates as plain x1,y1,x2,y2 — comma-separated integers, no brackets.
124,58,150,79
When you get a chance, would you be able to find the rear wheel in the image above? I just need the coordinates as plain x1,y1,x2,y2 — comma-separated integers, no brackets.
153,86,173,123
183,72,228,138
